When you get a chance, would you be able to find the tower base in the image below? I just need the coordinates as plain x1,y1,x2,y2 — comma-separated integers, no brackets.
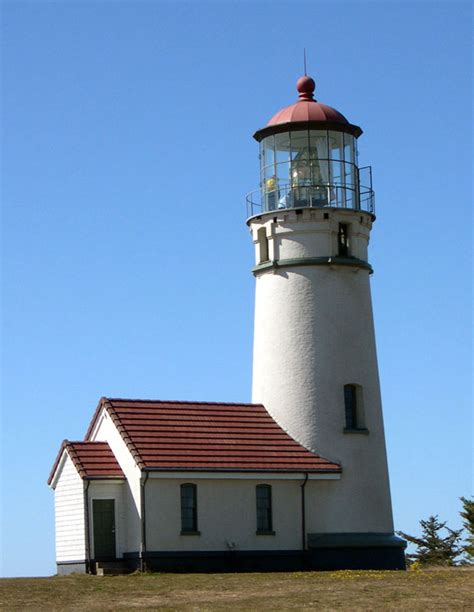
307,533,406,570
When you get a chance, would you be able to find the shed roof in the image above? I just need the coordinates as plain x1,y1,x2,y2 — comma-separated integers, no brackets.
85,397,341,473
48,440,125,486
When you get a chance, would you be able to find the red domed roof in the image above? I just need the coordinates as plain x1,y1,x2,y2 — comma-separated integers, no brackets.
267,100,348,125
267,76,349,126
253,75,362,141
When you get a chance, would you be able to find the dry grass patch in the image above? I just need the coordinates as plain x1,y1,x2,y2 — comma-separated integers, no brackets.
1,567,473,611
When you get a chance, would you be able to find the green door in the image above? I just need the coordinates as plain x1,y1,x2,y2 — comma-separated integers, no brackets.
93,499,116,559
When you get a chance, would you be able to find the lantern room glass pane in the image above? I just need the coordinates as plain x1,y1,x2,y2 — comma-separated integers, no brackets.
343,133,354,165
343,133,358,208
274,133,290,164
290,131,309,160
331,160,342,184
309,131,329,184
328,131,343,160
263,165,276,180
261,135,275,169
274,133,291,186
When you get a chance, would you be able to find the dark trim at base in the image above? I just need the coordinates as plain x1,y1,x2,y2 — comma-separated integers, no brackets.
306,533,406,571
123,539,406,572
252,256,373,276
57,561,88,575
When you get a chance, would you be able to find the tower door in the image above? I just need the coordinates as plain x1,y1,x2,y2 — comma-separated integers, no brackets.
92,499,116,559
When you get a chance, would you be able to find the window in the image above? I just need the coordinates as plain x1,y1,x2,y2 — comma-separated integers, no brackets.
344,384,368,433
257,227,269,263
338,223,349,256
344,384,358,429
180,483,198,534
256,484,274,534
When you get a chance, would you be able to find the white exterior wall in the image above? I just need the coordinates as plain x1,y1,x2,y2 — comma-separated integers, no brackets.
89,409,142,552
145,477,303,551
250,207,394,533
88,481,126,558
304,478,390,534
54,453,86,562
261,208,371,264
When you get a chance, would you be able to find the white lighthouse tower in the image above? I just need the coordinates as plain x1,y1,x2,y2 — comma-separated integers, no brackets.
247,75,405,567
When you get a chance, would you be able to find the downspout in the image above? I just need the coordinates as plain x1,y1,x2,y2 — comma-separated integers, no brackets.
84,480,91,574
301,473,309,553
140,472,149,572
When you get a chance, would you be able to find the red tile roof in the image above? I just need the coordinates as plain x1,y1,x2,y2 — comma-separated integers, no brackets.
85,398,341,473
48,440,125,485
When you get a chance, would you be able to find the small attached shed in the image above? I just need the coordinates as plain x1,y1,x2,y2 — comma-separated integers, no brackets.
48,440,125,574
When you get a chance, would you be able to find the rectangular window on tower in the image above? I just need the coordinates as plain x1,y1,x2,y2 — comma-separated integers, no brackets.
344,384,358,429
257,227,269,264
343,384,369,434
338,223,350,256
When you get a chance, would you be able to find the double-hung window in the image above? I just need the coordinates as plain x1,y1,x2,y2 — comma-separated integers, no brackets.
256,484,274,534
180,483,198,534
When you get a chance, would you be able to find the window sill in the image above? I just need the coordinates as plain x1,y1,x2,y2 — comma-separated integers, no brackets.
343,427,369,435
180,530,201,536
256,530,276,536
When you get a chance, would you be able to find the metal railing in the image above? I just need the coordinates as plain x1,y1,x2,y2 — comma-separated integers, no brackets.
246,180,375,218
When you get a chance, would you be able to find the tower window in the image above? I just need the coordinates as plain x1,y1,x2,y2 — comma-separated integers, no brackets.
343,384,368,433
180,483,199,534
338,223,349,256
256,484,274,534
257,227,269,264
344,384,358,429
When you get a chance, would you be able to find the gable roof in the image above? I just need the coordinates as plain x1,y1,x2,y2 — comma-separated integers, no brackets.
85,397,341,473
48,440,125,486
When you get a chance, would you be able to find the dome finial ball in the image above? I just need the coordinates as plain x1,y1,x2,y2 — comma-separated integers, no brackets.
296,75,316,100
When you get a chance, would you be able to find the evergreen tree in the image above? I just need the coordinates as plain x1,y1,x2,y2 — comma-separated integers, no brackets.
398,515,463,566
460,496,474,562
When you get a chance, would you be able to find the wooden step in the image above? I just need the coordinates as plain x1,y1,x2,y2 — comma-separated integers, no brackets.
95,560,132,576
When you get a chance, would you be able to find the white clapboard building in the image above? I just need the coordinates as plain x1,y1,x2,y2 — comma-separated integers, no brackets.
48,74,406,574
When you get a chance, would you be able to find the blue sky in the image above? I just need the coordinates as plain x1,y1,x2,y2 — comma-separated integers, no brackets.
1,1,472,576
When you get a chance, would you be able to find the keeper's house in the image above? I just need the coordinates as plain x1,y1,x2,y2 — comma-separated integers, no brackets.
48,397,348,574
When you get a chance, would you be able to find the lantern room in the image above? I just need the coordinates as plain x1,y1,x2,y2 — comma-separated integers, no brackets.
246,76,375,217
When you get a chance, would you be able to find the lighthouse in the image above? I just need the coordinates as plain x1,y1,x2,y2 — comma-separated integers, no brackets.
48,72,406,576
247,75,405,566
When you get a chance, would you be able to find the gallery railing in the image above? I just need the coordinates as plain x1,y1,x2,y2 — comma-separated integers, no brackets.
246,166,375,218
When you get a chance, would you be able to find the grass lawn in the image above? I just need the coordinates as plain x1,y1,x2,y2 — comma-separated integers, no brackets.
1,567,473,610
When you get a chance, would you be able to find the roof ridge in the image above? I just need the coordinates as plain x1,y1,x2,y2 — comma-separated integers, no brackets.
103,398,146,469
106,397,263,407
64,440,87,479
65,440,109,445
